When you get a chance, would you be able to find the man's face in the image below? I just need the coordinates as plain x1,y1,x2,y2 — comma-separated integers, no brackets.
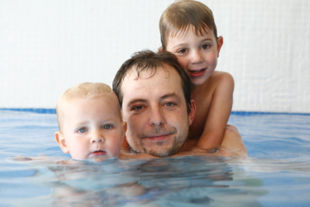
120,65,194,157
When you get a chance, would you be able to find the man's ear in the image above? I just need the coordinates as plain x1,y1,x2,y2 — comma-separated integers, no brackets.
188,99,196,126
122,122,127,143
121,122,130,151
55,131,69,154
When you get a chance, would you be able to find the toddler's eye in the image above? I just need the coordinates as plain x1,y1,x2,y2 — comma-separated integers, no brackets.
77,127,87,134
103,124,114,129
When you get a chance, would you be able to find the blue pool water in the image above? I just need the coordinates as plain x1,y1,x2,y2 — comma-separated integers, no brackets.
0,109,310,207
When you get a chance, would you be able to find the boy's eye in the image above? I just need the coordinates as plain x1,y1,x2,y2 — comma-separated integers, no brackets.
77,127,87,134
201,43,211,50
176,48,188,55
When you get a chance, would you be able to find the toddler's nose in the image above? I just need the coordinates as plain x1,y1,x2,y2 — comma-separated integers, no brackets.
90,137,105,144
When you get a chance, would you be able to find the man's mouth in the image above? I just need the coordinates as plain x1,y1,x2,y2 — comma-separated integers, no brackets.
142,132,175,142
188,68,206,78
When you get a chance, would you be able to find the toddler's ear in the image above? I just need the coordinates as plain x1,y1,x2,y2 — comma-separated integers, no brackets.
55,131,69,154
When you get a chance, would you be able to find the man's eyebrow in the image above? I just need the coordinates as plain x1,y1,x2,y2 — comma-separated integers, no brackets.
160,93,180,101
127,99,147,106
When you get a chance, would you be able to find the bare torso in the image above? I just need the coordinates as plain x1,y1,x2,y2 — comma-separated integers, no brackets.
188,71,224,140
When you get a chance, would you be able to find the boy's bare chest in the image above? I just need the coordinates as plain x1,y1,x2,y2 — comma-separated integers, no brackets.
189,88,213,138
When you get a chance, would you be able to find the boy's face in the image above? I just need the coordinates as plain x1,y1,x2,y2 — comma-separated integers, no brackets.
120,65,195,157
166,26,223,86
55,97,125,161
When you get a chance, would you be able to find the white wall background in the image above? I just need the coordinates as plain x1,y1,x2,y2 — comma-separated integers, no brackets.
0,0,309,113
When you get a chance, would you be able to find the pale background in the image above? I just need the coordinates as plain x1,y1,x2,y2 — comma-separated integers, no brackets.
0,0,309,113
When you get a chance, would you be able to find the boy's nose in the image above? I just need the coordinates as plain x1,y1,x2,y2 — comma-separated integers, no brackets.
191,50,203,63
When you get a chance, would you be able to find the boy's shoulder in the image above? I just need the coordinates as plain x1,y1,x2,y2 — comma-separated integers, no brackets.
209,71,234,89
212,71,234,82
199,71,234,90
192,71,234,99
212,71,235,96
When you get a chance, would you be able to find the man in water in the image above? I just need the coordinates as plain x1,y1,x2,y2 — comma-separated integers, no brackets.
113,50,247,159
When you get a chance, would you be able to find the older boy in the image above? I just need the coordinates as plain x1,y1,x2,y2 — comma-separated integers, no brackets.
160,0,243,152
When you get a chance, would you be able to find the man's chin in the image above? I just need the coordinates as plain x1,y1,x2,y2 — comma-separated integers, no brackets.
147,149,174,157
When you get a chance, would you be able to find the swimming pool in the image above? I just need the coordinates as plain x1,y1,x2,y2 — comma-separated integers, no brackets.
1,109,310,206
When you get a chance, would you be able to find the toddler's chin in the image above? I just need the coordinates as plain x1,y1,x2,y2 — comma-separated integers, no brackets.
91,156,109,162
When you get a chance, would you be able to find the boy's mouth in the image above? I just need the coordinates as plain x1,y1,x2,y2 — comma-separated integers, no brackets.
188,68,206,78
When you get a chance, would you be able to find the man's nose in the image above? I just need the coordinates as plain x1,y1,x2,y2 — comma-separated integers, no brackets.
149,105,165,127
90,130,105,144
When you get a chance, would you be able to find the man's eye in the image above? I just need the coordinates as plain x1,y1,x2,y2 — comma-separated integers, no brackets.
77,127,87,134
131,105,144,112
164,102,177,109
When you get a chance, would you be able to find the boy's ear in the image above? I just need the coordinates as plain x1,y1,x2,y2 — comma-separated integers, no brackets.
217,36,224,57
55,131,69,154
188,99,196,126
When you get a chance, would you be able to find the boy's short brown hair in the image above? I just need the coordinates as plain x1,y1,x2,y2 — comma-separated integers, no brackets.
159,0,218,50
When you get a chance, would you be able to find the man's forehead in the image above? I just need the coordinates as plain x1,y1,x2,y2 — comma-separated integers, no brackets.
121,65,184,101
126,63,181,79
122,65,181,86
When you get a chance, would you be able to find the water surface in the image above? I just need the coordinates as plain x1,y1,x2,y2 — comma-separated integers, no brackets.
0,110,309,207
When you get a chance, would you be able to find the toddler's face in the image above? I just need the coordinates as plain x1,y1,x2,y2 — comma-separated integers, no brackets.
166,26,223,86
57,97,125,161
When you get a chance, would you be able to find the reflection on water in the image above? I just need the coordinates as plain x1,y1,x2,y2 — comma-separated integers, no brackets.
1,110,310,206
4,156,266,207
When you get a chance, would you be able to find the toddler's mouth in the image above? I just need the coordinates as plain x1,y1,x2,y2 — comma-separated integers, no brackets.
91,150,107,157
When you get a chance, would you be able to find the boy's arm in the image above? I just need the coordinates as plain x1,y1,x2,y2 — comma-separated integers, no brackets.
196,72,234,151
